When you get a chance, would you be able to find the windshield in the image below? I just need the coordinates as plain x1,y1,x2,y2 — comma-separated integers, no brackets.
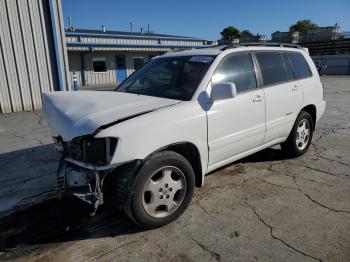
115,56,215,100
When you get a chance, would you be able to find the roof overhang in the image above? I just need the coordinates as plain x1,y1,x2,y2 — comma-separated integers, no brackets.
66,42,205,52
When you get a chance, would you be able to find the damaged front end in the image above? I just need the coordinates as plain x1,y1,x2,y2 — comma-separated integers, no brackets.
55,136,118,215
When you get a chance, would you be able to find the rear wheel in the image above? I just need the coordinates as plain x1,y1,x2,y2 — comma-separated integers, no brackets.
112,151,195,229
281,111,314,157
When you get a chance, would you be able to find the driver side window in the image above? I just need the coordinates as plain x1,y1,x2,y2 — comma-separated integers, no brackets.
212,52,257,93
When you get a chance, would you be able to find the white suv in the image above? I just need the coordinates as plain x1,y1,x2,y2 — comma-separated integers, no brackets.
43,43,326,228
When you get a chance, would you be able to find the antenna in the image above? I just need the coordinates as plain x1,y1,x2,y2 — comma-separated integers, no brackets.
130,22,133,33
68,16,72,27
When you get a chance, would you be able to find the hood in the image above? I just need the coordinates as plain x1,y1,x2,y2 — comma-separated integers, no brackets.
43,91,180,141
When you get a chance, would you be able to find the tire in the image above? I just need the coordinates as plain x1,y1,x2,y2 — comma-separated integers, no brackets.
281,111,314,157
112,151,195,229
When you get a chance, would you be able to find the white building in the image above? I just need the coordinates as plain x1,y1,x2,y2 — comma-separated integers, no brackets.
65,28,212,88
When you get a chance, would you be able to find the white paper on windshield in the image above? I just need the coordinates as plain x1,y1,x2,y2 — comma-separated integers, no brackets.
189,56,214,63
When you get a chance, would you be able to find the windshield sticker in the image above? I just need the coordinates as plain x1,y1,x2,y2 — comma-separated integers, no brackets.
189,56,214,63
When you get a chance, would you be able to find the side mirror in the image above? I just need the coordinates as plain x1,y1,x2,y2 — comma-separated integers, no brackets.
210,82,237,101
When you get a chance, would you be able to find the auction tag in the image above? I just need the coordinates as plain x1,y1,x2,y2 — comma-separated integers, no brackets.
189,56,214,63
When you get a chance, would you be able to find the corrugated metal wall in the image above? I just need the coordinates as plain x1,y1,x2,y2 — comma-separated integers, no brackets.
0,0,69,113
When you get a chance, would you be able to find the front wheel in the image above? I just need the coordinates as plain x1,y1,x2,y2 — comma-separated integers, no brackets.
281,111,314,157
114,151,195,229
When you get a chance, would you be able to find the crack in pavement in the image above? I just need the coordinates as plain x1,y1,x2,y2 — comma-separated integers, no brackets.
246,205,322,262
298,163,349,177
12,134,46,146
312,152,350,167
188,235,221,261
32,111,44,126
292,178,350,214
257,177,297,190
224,188,325,261
197,203,212,217
253,166,350,215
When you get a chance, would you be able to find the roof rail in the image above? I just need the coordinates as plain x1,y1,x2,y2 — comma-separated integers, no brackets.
196,44,226,49
221,42,302,51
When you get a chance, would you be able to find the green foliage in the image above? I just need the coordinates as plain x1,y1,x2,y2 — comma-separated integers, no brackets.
220,26,241,40
289,20,319,32
240,30,254,38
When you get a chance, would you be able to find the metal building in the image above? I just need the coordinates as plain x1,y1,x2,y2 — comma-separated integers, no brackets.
0,0,69,113
65,28,211,88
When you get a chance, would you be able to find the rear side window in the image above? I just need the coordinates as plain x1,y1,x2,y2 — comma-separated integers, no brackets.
255,52,287,86
212,52,257,93
288,52,312,79
281,53,294,80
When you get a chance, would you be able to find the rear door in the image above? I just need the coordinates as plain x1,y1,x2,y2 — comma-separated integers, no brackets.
254,51,303,143
287,52,315,106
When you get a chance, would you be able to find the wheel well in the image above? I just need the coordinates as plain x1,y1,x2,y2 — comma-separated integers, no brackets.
160,143,203,187
301,105,316,130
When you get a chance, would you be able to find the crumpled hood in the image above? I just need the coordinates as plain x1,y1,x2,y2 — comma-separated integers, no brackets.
43,91,179,141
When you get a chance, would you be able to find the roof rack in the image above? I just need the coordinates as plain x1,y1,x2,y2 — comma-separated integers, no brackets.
221,42,302,51
196,44,226,49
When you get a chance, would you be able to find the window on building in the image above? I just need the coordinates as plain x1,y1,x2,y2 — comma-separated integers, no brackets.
92,57,107,72
212,52,257,93
255,52,287,86
288,52,312,79
133,57,145,70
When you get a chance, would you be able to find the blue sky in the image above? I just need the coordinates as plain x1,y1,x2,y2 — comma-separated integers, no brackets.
62,0,350,40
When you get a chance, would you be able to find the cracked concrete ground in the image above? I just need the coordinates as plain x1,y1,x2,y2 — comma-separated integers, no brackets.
0,76,349,262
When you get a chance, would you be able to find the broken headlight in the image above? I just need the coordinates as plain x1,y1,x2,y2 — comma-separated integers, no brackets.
62,136,118,165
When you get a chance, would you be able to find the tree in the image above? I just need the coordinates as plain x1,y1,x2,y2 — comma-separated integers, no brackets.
240,30,254,39
289,20,319,32
220,26,240,40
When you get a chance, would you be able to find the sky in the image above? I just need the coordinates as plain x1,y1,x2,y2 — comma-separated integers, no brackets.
62,0,350,40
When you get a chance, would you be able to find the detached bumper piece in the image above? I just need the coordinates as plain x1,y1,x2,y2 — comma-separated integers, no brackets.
57,158,113,216
54,136,118,215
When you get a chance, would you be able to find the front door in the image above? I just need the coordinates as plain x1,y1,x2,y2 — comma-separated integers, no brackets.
116,55,127,84
207,52,266,171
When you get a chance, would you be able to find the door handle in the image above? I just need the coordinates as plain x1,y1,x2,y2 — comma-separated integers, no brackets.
253,95,263,102
292,85,299,91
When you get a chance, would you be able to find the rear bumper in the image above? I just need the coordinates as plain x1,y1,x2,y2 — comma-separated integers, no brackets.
316,100,326,123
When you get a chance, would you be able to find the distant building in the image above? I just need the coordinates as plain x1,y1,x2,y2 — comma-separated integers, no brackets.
65,28,211,88
271,24,340,44
218,34,267,45
240,34,267,43
270,24,349,75
271,31,300,43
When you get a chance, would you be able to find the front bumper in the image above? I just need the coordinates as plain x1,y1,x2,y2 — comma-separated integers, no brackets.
57,157,115,215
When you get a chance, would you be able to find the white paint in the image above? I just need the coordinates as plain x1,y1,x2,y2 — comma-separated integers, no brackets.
42,91,180,141
43,46,326,186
